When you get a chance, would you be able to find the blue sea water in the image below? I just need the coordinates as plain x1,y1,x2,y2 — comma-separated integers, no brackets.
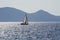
0,22,60,40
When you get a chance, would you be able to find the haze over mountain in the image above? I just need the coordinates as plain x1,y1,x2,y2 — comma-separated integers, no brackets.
0,7,60,22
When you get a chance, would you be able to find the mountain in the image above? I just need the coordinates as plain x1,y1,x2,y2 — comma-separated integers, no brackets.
28,10,60,22
0,7,60,22
0,7,26,21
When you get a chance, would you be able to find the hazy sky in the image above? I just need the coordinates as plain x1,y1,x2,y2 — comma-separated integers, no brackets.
0,0,60,16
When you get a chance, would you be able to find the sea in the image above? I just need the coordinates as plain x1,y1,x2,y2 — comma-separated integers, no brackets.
0,22,60,40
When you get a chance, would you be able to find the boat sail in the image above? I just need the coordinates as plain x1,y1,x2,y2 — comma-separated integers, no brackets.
21,13,28,25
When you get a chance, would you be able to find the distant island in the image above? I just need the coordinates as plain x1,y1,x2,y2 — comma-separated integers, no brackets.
0,7,60,22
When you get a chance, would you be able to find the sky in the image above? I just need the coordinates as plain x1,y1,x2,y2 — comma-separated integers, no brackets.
0,0,60,16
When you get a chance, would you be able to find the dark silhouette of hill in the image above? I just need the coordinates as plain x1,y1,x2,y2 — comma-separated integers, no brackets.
0,7,60,22
28,10,60,22
0,7,26,21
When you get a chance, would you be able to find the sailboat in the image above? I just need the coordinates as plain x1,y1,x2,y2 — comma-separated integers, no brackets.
21,13,28,25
